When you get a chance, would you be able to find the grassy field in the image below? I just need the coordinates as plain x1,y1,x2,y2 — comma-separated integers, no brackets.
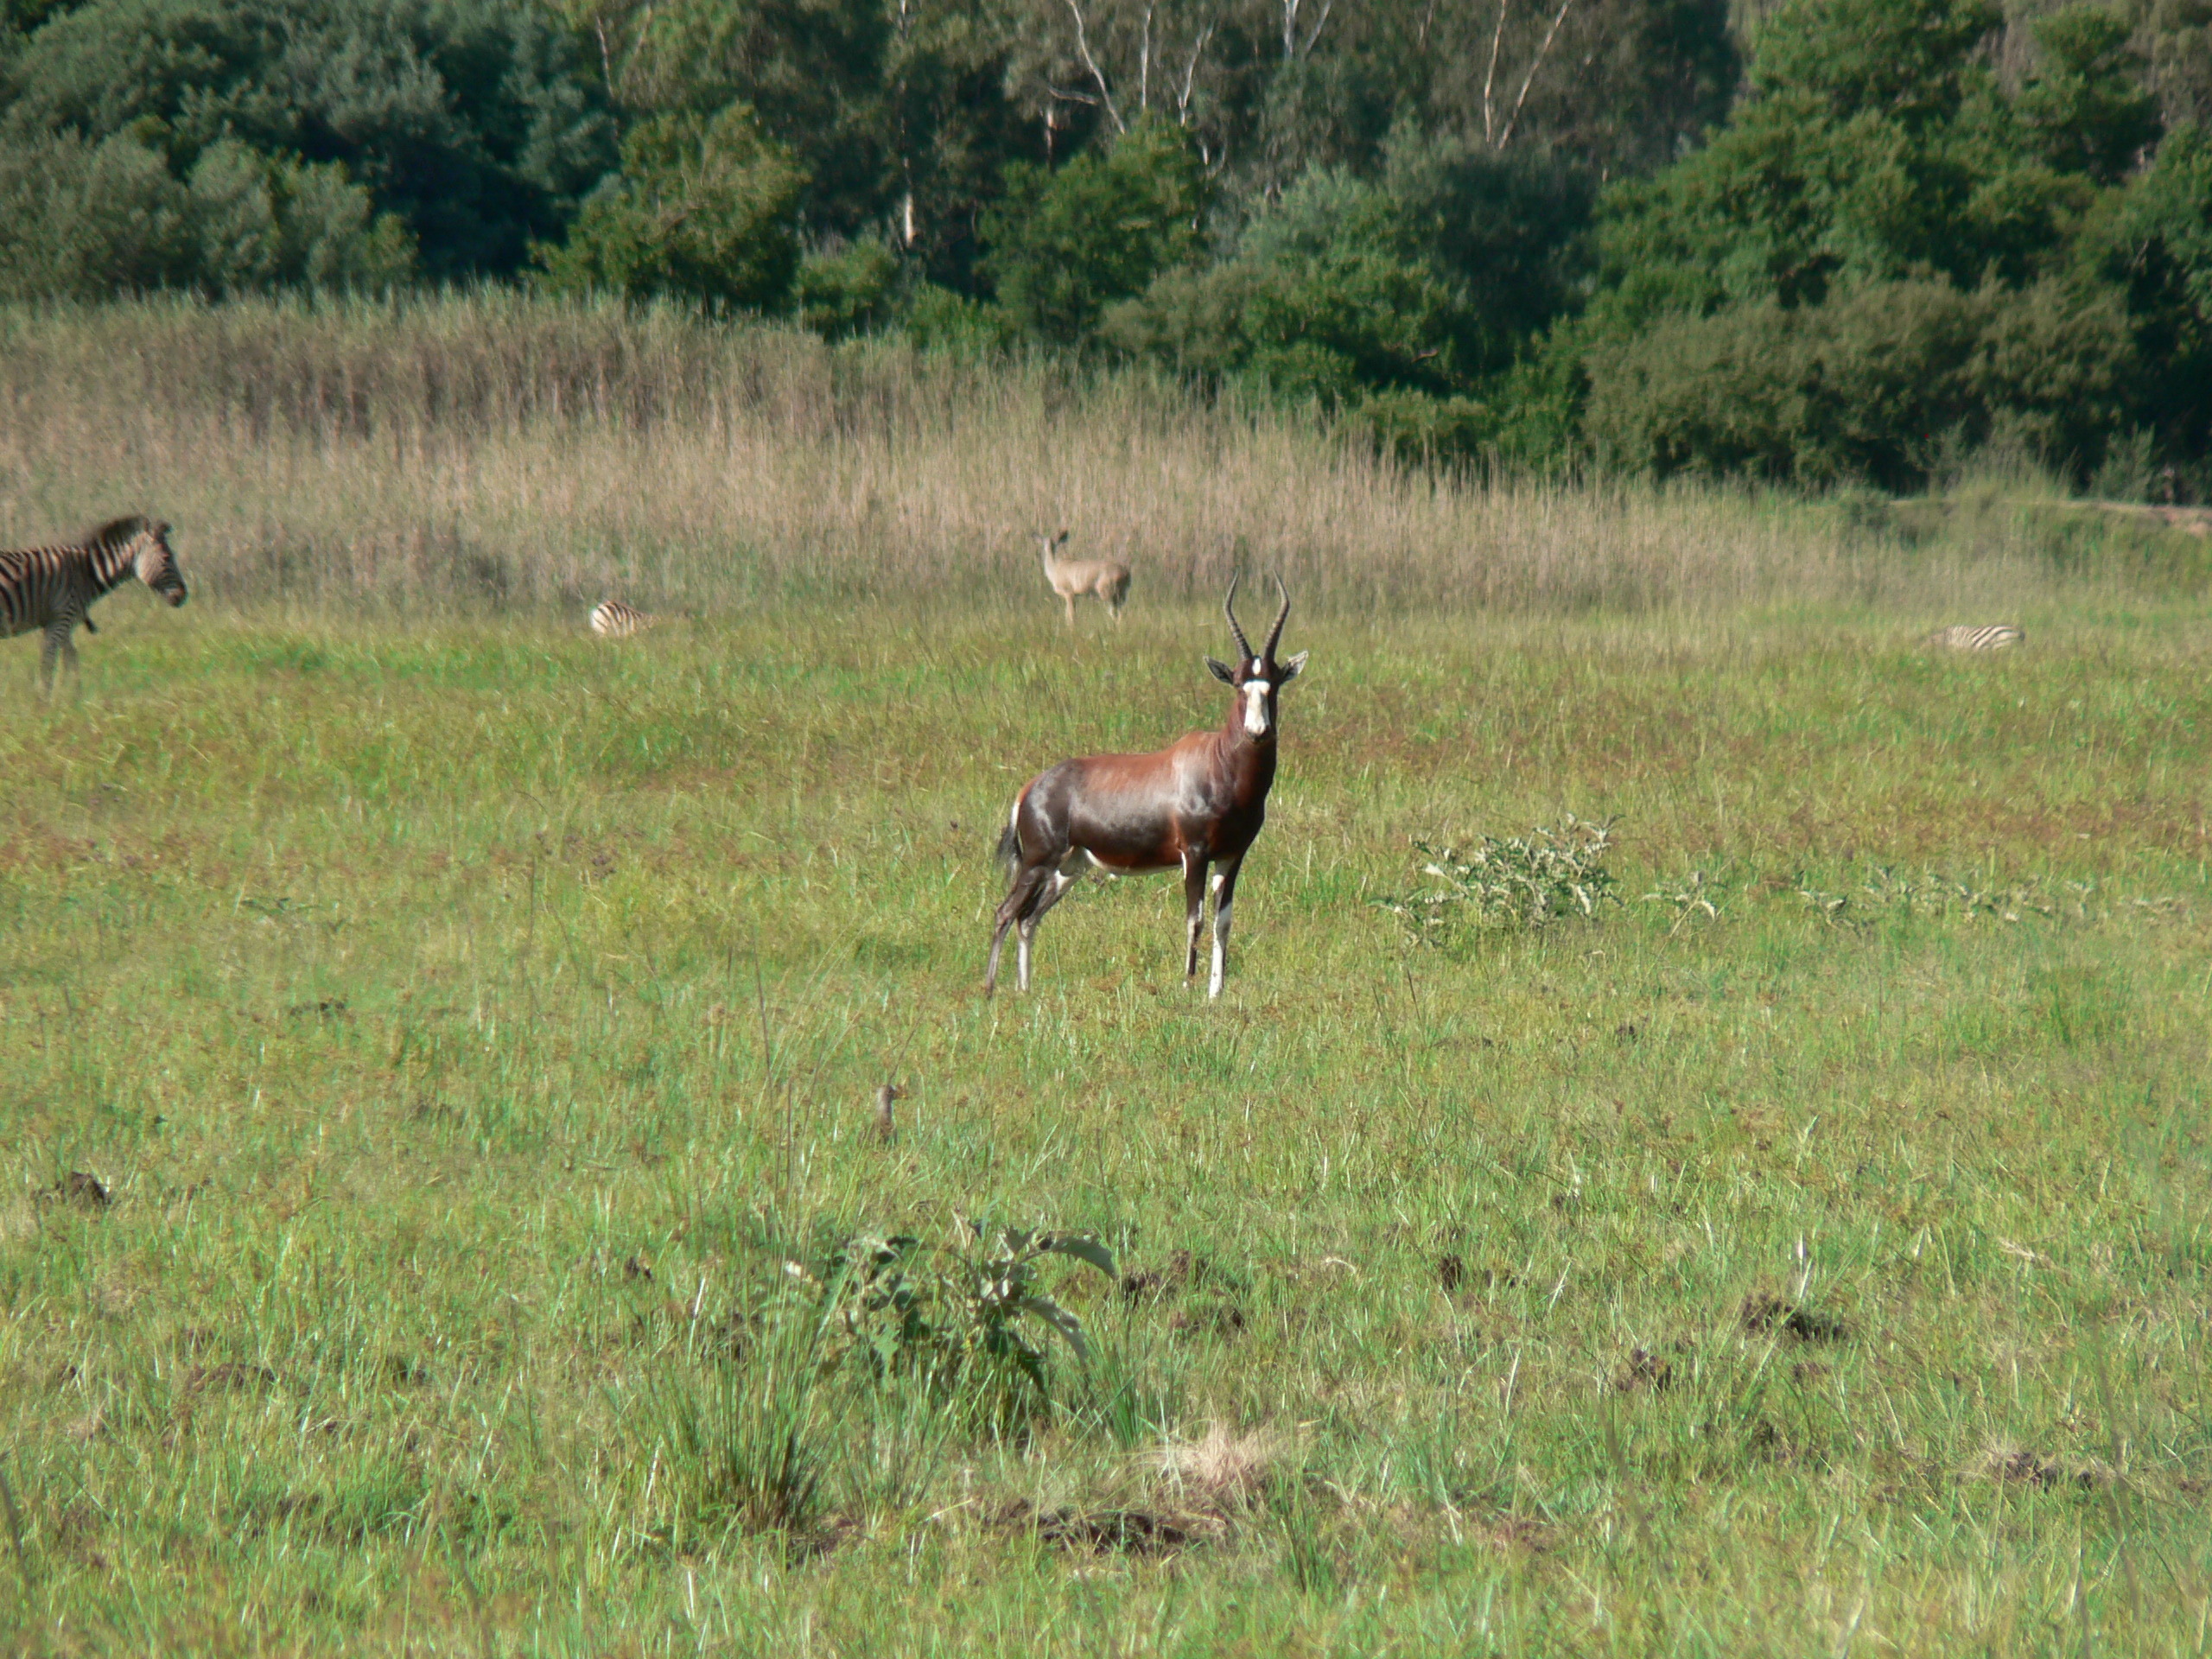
1,296,2209,1654
3,588,2210,1656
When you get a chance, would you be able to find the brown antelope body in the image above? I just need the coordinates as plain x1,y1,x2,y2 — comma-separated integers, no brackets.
988,575,1306,999
1039,531,1130,626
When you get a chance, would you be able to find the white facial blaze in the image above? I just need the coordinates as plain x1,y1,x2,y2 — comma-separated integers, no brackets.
1240,676,1270,737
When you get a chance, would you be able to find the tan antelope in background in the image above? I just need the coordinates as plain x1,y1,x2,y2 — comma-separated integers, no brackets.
988,575,1306,999
1039,530,1129,627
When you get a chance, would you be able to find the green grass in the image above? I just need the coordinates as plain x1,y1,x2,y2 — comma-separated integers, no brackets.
3,596,2210,1656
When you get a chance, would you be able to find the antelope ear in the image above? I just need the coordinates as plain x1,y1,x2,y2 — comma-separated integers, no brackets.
1276,651,1308,683
1205,655,1237,683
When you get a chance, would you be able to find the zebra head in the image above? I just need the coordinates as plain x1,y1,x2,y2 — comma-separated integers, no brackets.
130,521,187,607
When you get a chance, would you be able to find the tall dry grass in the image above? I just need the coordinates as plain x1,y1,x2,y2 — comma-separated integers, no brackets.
0,293,2186,618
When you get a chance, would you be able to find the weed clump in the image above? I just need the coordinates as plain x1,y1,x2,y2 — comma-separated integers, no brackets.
1376,817,1619,942
648,1219,1116,1548
794,1223,1116,1421
1739,1293,1847,1343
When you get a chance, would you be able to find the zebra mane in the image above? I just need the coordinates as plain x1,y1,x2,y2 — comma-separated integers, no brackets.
82,515,151,550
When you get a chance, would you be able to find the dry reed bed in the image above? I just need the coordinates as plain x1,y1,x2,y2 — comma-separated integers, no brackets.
0,295,2138,616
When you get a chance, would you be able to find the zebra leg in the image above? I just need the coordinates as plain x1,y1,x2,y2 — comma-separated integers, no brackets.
1208,855,1245,999
39,624,69,695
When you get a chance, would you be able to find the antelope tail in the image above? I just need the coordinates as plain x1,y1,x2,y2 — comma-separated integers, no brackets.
995,822,1021,874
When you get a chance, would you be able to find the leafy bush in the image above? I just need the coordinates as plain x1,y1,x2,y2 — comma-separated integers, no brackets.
982,116,1207,345
1376,817,1621,940
538,104,802,313
2086,123,2212,485
0,130,413,297
1105,169,1478,406
1583,278,2138,488
650,1217,1114,1545
1,0,615,281
903,282,1020,354
1339,389,1497,466
792,1222,1114,1427
798,240,898,340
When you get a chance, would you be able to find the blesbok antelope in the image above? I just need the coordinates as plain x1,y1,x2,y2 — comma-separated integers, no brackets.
1039,530,1130,627
988,574,1307,999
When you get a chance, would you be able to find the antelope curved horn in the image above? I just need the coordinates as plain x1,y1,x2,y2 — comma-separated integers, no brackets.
1224,572,1254,661
1262,574,1291,662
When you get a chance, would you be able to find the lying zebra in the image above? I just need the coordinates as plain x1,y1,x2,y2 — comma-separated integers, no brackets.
1925,624,2024,651
2,516,188,691
589,599,661,638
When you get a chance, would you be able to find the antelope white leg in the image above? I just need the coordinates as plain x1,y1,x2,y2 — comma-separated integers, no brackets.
1208,858,1243,1000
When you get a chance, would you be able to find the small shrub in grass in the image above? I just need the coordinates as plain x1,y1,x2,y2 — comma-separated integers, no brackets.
1643,866,1726,934
1376,816,1619,941
791,1222,1116,1432
1798,865,2082,926
655,1220,1112,1541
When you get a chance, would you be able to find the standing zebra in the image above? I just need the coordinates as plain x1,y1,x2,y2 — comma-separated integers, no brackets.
589,599,661,638
1925,624,2024,651
2,516,188,691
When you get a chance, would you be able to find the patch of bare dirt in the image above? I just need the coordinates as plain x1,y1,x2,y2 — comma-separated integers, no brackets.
1740,1292,1847,1342
998,1498,1215,1556
1977,1446,2116,1491
1611,1348,1674,1393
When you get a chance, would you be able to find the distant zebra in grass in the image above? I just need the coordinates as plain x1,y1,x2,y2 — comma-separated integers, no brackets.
2,516,188,691
1926,624,2024,651
589,600,661,639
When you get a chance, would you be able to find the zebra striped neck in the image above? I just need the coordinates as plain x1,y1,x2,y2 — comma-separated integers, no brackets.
86,535,139,593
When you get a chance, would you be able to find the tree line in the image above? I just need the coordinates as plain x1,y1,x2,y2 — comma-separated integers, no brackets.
3,0,2208,493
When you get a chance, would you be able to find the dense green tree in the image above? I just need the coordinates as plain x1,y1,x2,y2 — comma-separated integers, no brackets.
1105,134,1589,413
2083,121,2212,471
1105,170,1479,403
2131,0,2212,132
2,0,616,277
0,130,413,297
1585,0,2164,328
1582,277,2137,486
537,102,801,308
1557,0,2188,487
558,0,1039,284
796,238,897,335
980,115,1207,340
2020,4,2160,182
2,0,77,36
